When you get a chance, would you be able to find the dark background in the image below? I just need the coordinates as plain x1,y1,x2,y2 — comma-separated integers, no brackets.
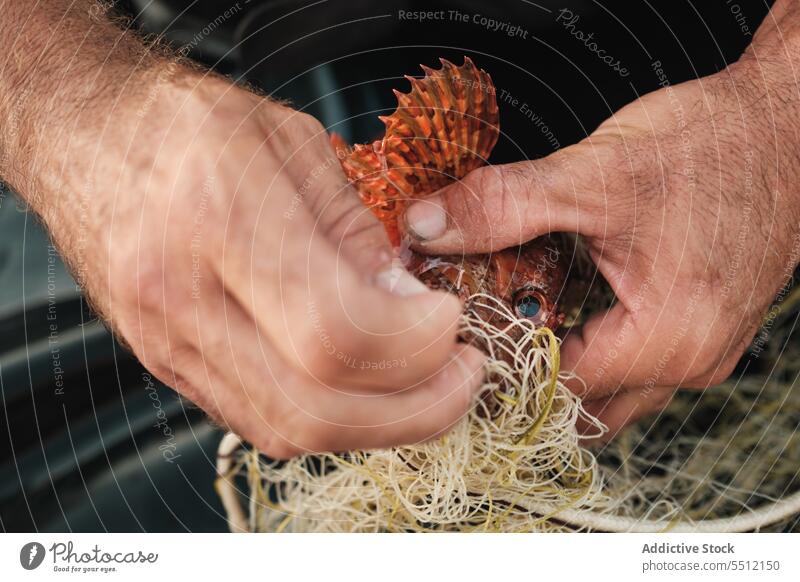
0,0,773,532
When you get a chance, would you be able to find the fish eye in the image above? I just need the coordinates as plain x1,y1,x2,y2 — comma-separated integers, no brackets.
513,289,546,321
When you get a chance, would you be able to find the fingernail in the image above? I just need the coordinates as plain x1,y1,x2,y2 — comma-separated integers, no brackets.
375,262,429,296
405,196,447,241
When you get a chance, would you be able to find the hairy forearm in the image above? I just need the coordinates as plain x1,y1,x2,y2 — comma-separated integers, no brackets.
0,1,211,294
0,1,161,188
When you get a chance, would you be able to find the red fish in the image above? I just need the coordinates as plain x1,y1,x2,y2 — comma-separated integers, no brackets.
334,57,567,330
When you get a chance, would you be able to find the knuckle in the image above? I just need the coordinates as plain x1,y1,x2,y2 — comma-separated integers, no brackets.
644,346,685,385
286,108,325,134
168,369,204,406
294,111,327,135
691,334,733,376
112,261,168,341
454,165,524,244
144,361,174,384
437,370,476,425
111,237,167,311
293,321,347,383
449,390,474,427
646,335,707,387
485,164,524,211
652,389,675,411
132,265,167,311
257,434,299,460
304,422,339,453
288,111,329,150
703,358,739,388
135,264,191,332
247,391,304,459
264,106,330,162
264,408,336,458
448,168,487,217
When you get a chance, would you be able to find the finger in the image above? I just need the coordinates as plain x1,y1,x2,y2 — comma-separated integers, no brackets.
271,110,395,276
286,215,468,389
403,140,622,254
275,343,488,456
308,177,398,279
197,293,487,458
218,181,470,391
560,302,674,400
560,303,641,399
270,114,439,330
561,291,724,402
579,386,675,444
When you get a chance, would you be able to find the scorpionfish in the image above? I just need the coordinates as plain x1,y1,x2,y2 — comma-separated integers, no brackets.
333,57,567,331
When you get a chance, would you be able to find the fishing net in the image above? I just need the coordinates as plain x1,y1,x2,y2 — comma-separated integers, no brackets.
215,57,800,532
216,283,800,532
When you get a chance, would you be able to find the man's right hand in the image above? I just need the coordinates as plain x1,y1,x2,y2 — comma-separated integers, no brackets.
104,79,488,458
0,2,485,458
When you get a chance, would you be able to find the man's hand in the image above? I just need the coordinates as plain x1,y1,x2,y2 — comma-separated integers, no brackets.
405,0,800,438
0,2,485,458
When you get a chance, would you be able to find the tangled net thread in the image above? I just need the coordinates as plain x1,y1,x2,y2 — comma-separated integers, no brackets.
217,287,800,532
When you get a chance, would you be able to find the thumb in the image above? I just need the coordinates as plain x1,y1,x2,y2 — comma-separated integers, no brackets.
403,140,618,254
